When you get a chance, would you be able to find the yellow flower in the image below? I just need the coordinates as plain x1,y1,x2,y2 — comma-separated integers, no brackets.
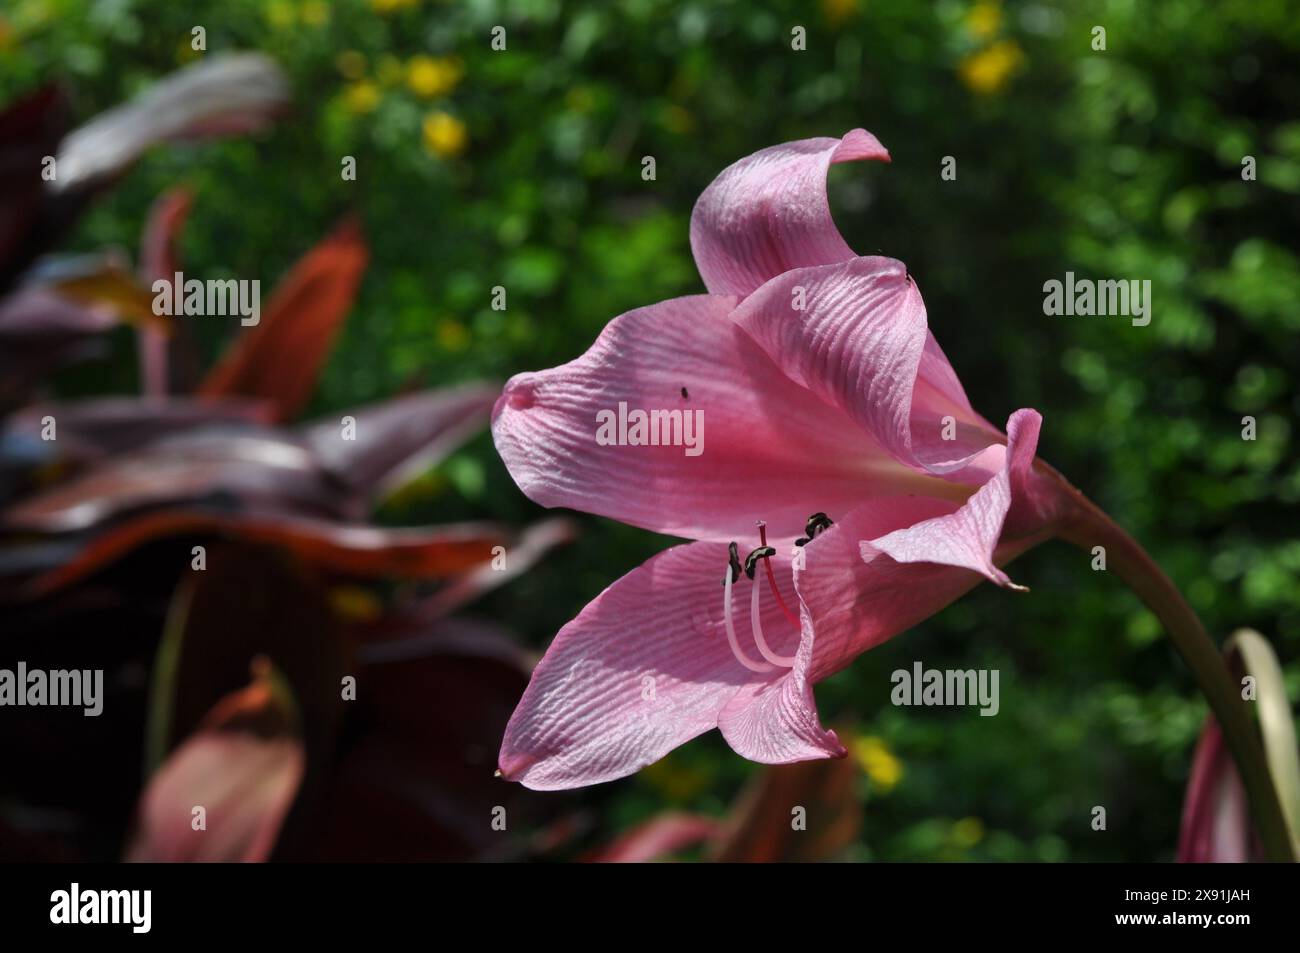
343,81,381,114
965,1,1002,41
851,734,903,791
436,318,470,352
336,50,367,81
958,39,1025,95
820,0,859,27
371,0,418,14
423,111,467,158
300,0,329,26
328,585,383,622
407,55,463,98
951,816,986,848
266,0,295,28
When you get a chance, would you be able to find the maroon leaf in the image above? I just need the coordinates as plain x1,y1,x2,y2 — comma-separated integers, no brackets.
301,383,499,508
308,616,534,861
126,659,304,863
710,753,861,862
12,509,509,598
137,188,195,395
198,218,368,422
408,516,577,620
51,54,289,195
0,288,117,412
4,396,272,464
0,85,72,292
2,429,339,533
584,813,721,863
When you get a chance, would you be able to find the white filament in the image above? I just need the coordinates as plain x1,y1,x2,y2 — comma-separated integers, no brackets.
722,569,776,673
750,572,796,668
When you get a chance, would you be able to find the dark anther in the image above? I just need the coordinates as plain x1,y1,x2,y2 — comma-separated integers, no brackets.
743,546,776,579
804,512,834,540
721,541,742,586
680,386,689,399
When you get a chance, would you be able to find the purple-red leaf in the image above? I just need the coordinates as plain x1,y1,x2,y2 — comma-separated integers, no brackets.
301,383,499,508
52,54,289,195
127,659,304,863
13,509,508,598
198,218,368,422
585,813,721,863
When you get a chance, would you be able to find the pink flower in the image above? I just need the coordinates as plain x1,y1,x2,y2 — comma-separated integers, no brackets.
1177,716,1258,862
492,129,1069,789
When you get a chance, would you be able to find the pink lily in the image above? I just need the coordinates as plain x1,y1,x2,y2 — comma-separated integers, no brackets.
491,128,1071,790
490,132,1297,862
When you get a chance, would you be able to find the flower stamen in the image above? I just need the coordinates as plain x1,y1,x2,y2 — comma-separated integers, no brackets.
750,568,796,668
722,564,777,673
757,522,801,630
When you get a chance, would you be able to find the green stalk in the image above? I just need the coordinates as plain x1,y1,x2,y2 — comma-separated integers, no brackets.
1043,465,1294,861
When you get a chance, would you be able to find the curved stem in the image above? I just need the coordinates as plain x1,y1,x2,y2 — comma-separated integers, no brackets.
1043,464,1295,861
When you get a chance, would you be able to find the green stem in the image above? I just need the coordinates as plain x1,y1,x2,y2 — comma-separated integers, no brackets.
1043,465,1294,861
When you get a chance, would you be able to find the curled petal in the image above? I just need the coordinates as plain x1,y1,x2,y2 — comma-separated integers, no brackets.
690,128,890,297
731,255,1000,478
796,507,989,686
863,409,1046,587
716,650,845,765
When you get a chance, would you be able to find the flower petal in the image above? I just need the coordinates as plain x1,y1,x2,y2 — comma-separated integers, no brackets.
499,540,798,790
1177,717,1254,863
716,497,974,764
797,506,989,686
863,408,1046,587
731,255,1001,477
492,294,923,541
690,128,890,297
716,642,846,764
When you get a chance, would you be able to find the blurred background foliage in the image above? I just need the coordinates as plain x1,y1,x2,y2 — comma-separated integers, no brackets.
2,0,1297,861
